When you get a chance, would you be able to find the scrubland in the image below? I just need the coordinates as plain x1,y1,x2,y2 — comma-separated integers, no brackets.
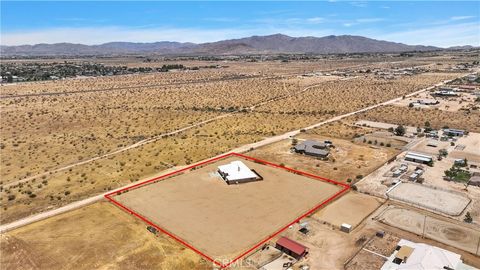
357,105,480,133
0,58,471,224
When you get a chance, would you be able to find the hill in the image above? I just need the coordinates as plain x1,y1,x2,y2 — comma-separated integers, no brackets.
1,34,442,56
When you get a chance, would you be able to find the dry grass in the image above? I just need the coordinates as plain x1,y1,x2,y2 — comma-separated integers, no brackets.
356,105,480,132
0,61,470,224
0,202,211,270
256,73,465,115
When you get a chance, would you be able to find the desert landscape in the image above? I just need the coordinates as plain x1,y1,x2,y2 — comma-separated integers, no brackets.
1,2,480,268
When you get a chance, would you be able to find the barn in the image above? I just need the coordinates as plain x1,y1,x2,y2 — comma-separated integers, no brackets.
404,152,433,165
275,237,309,260
217,160,262,185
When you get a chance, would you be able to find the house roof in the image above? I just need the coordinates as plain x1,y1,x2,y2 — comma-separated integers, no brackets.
294,140,329,156
276,237,307,256
469,176,480,184
444,128,465,134
381,239,462,270
217,161,258,181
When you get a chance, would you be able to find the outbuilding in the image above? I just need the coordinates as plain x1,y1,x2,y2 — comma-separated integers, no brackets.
469,175,480,187
217,161,262,185
276,237,308,260
443,128,465,137
404,152,433,165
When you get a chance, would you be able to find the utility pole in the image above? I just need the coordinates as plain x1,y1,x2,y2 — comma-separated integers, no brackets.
422,215,427,238
476,235,480,256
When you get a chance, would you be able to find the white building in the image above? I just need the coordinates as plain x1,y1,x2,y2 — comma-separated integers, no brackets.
217,160,261,185
405,152,433,165
381,239,475,270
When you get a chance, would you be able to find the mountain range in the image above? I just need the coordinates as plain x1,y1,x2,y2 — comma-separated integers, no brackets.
0,34,469,56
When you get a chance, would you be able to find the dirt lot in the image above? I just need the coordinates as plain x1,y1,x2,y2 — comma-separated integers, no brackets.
248,133,402,183
450,132,480,164
387,182,471,216
345,233,400,270
314,192,384,228
0,202,210,270
376,205,480,255
357,105,480,133
0,63,466,225
114,156,343,261
392,90,479,112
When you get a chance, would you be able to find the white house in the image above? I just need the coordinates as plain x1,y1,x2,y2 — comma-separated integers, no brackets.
217,161,262,184
381,239,474,270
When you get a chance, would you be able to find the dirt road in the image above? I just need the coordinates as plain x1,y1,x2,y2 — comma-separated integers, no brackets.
0,72,474,233
3,77,352,189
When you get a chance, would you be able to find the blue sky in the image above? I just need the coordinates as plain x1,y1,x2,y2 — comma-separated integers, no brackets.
1,1,479,47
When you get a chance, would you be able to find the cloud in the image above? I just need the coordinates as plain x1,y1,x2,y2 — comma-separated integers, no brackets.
0,26,334,45
450,16,475,21
377,22,480,47
203,17,238,23
1,21,477,48
349,1,367,8
307,17,325,23
343,18,384,27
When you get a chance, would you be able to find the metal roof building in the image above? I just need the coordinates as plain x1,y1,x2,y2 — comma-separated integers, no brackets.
404,152,433,164
275,237,308,260
217,160,261,185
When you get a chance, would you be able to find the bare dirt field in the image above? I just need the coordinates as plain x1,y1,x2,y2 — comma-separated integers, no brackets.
314,192,384,228
392,90,479,112
248,133,402,183
376,205,480,255
0,64,466,225
345,233,400,270
387,182,471,216
113,156,344,261
449,132,480,164
357,105,480,133
0,202,210,270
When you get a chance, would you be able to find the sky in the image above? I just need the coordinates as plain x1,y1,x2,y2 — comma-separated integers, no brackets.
1,1,479,47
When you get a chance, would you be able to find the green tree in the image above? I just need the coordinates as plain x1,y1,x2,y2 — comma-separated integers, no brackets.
395,125,406,136
464,212,473,223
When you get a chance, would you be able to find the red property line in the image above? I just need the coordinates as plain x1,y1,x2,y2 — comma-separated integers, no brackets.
105,152,350,269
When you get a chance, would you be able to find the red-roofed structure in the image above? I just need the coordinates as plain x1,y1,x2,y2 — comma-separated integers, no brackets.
276,237,308,259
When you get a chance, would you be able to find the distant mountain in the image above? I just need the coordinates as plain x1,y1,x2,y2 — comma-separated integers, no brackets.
0,34,447,56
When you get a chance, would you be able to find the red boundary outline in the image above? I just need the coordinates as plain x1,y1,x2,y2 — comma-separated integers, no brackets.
105,152,350,269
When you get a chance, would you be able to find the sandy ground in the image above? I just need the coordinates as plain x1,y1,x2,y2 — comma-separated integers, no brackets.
387,182,471,216
277,217,378,270
376,205,480,255
392,91,478,112
114,156,343,260
355,120,418,134
450,132,480,164
314,192,384,228
248,133,402,183
410,139,452,155
0,202,210,270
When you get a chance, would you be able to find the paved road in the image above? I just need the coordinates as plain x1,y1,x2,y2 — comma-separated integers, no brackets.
0,72,473,233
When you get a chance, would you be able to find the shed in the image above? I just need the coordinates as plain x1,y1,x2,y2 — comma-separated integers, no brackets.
405,152,432,164
340,223,352,233
276,237,308,260
443,128,465,137
469,176,480,187
426,140,438,147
